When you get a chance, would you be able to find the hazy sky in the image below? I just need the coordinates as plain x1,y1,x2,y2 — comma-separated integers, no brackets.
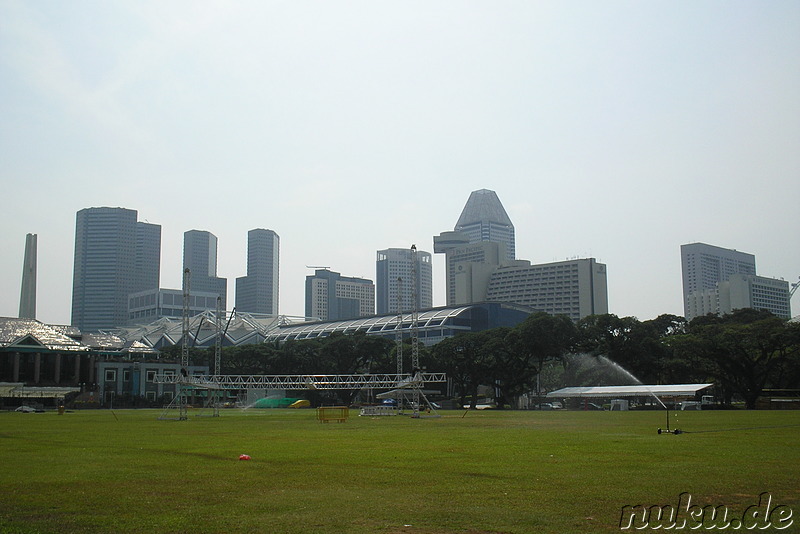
1,1,798,326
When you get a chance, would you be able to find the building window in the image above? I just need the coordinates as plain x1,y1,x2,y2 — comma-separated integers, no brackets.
105,369,116,382
123,369,131,382
146,391,156,401
146,370,157,382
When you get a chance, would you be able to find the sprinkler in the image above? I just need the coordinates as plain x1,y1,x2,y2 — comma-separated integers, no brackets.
657,404,681,434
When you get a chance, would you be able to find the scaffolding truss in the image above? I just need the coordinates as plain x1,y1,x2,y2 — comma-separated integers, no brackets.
155,372,446,390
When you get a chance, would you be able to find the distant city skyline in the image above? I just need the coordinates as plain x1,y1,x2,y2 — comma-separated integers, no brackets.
9,194,800,327
2,3,798,324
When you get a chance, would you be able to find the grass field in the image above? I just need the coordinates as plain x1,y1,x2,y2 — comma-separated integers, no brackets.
1,407,798,533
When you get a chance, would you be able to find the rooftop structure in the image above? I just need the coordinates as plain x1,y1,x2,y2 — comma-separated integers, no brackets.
454,189,515,262
267,302,534,346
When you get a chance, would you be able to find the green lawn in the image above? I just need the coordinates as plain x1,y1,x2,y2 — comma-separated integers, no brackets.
1,408,798,533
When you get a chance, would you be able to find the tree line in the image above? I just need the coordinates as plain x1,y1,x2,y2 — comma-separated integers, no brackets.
168,309,800,409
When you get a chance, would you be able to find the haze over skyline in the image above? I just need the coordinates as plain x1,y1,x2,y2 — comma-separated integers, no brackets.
2,1,798,326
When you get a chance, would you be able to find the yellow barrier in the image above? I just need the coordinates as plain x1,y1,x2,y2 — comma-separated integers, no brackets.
316,406,349,423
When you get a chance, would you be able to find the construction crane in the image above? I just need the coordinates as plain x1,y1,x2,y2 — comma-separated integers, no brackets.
790,277,800,299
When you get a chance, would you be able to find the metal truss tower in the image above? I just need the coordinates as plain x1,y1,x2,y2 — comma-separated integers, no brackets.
410,245,421,418
178,268,191,420
159,268,192,421
206,295,222,416
395,277,404,412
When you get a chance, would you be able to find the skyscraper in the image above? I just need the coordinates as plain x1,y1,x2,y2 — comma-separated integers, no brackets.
19,233,37,319
135,222,161,294
680,243,756,319
72,207,161,331
454,189,515,262
376,247,432,315
305,269,374,321
236,229,280,315
183,230,227,311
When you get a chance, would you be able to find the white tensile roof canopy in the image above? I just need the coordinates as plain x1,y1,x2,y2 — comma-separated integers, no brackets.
547,384,713,398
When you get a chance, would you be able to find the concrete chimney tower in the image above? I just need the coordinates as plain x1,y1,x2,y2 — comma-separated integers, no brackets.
19,233,37,319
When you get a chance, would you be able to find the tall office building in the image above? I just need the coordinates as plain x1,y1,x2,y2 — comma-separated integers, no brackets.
72,207,161,331
454,189,515,262
236,229,280,315
376,247,432,315
681,243,756,319
183,230,227,311
305,269,374,321
135,222,161,293
19,233,37,319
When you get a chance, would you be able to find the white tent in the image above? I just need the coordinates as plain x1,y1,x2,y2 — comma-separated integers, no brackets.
547,384,713,398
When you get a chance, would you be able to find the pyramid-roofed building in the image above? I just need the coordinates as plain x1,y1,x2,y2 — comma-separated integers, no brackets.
454,189,515,261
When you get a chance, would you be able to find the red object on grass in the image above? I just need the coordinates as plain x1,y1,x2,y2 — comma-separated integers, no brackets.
239,454,251,461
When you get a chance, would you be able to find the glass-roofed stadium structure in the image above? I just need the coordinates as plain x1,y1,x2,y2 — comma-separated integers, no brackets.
114,302,534,349
266,302,533,345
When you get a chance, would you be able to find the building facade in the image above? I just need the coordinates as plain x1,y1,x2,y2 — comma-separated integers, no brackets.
484,258,608,321
375,247,433,315
235,229,280,315
72,207,161,331
680,242,791,320
183,230,227,311
681,243,756,318
128,288,223,324
97,361,208,404
688,274,792,320
442,241,507,306
305,269,374,321
454,189,515,262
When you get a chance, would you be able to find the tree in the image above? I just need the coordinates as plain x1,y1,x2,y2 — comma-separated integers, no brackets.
673,310,799,408
432,332,492,409
575,314,663,384
510,313,577,400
